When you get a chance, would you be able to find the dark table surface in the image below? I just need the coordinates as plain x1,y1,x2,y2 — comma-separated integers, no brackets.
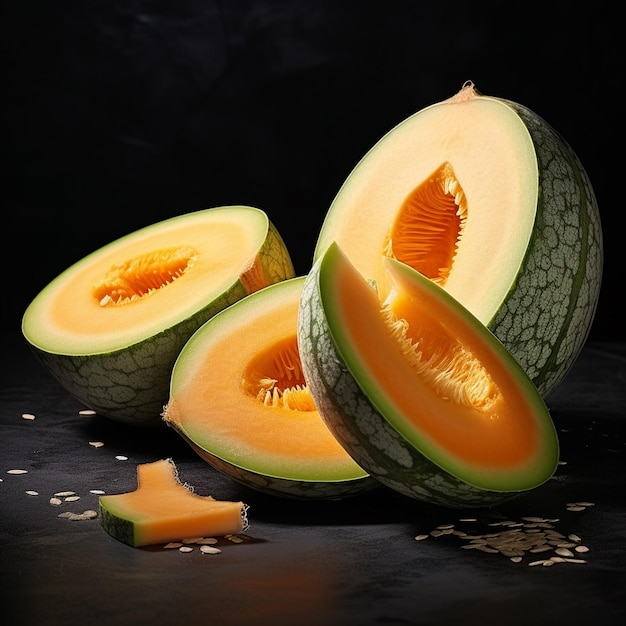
1,330,625,626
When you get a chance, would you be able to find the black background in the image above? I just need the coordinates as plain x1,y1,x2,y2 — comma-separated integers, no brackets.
4,1,620,340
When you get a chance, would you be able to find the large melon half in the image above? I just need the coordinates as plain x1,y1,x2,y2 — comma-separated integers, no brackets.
163,277,377,500
22,206,295,426
313,82,603,397
298,242,560,508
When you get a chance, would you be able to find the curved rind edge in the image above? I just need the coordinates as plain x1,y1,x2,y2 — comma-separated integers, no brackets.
487,99,603,397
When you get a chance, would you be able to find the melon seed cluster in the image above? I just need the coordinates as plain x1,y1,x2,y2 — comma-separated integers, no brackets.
415,511,593,566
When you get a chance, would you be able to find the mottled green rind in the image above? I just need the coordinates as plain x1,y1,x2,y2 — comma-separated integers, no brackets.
297,251,556,508
486,99,603,398
99,500,136,546
178,435,380,500
26,219,295,427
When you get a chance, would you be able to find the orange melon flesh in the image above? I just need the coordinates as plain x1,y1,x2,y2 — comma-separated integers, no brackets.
24,206,280,354
320,246,557,486
98,459,248,547
164,278,368,483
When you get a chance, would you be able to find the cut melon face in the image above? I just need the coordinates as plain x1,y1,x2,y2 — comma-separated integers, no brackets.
99,458,248,547
314,83,603,398
22,206,295,426
298,242,560,507
163,277,377,500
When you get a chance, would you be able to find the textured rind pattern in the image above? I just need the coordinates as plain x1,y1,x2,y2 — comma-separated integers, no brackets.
298,263,523,508
178,433,379,500
259,221,296,284
31,285,249,426
99,502,135,546
32,219,296,427
488,100,603,398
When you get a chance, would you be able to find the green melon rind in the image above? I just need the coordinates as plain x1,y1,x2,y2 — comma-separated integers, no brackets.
297,248,557,509
485,98,603,398
26,216,295,427
178,434,380,500
99,500,137,546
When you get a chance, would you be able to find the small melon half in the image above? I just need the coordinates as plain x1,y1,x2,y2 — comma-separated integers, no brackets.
314,82,603,398
22,206,295,426
298,242,560,508
163,277,377,500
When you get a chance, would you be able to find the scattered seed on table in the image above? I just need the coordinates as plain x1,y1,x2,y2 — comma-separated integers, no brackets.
79,409,97,416
49,497,63,505
90,489,105,495
25,490,39,496
163,542,183,549
555,548,575,557
419,510,592,566
64,496,81,502
575,545,590,553
178,546,194,553
182,537,204,544
54,491,76,497
89,441,104,448
197,538,218,545
200,545,221,554
58,510,97,521
115,455,128,461
21,413,36,420
7,469,28,475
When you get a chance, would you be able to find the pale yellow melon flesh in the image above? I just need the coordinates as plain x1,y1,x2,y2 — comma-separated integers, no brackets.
315,88,538,330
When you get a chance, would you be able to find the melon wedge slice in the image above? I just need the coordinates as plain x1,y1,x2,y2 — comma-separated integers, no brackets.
99,458,249,547
22,206,295,426
298,242,560,508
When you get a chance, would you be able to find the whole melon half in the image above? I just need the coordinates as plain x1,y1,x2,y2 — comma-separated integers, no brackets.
313,82,603,398
22,206,295,426
163,276,377,500
297,242,560,508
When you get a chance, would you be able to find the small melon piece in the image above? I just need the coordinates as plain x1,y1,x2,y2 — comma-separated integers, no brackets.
99,458,248,547
297,242,560,508
22,206,295,426
163,277,377,500
313,82,603,398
